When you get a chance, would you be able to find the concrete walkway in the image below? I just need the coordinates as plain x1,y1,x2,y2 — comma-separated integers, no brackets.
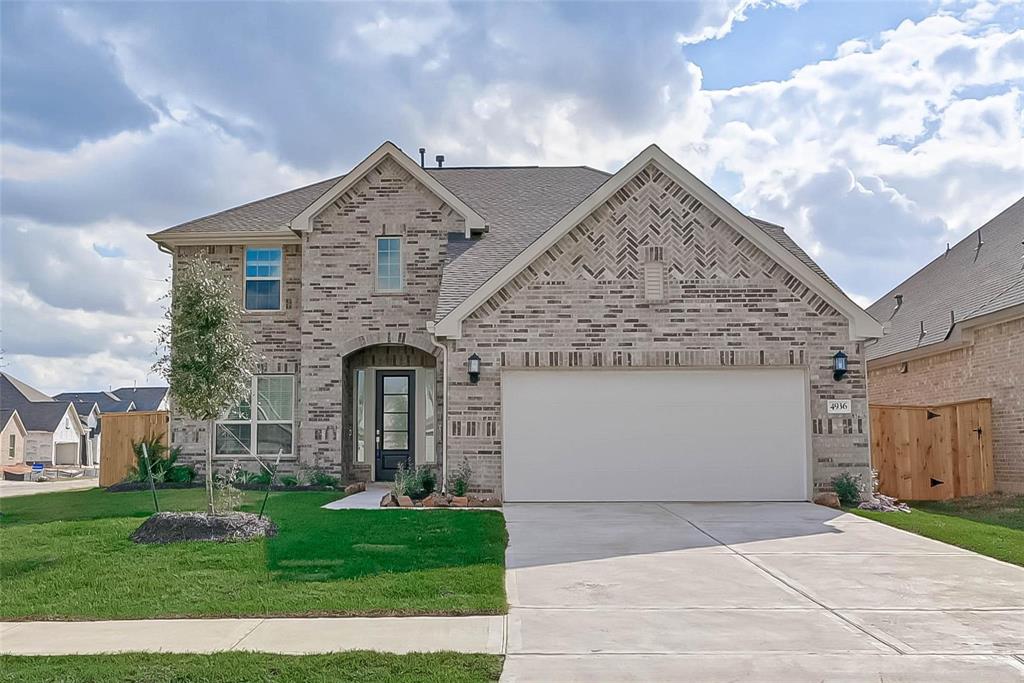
0,616,505,656
322,483,390,509
500,502,1024,682
0,478,98,498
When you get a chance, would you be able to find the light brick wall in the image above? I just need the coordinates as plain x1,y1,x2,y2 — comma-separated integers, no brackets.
299,157,461,476
170,243,303,475
447,163,870,497
868,315,1024,493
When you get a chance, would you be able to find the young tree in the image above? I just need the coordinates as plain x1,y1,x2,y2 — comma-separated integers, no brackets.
154,255,259,514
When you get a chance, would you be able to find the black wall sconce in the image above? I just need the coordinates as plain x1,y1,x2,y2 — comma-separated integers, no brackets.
833,350,848,381
467,353,481,384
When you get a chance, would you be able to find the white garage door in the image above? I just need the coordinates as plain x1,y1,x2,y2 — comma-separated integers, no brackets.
502,369,809,502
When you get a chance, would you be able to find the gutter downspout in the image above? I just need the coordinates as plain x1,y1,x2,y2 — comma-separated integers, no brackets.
426,322,449,493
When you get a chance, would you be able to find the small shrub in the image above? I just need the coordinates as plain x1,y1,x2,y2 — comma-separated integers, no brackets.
165,464,196,484
233,469,260,485
308,470,338,488
251,470,273,486
279,475,300,487
126,435,188,484
446,460,472,497
832,471,865,507
418,466,437,496
213,461,245,513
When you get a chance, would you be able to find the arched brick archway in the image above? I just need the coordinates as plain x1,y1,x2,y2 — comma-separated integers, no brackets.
337,331,439,359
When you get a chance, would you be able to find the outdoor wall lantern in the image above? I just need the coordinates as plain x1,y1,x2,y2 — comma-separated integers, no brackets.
467,353,481,384
833,350,848,382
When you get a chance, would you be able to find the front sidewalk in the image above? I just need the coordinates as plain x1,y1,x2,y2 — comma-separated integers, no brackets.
0,616,505,656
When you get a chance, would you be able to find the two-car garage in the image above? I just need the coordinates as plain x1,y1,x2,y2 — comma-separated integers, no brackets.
501,369,811,502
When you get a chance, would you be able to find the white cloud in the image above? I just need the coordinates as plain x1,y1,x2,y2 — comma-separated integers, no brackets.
675,0,806,45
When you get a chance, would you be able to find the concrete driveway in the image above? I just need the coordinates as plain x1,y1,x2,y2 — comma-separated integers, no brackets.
501,502,1024,682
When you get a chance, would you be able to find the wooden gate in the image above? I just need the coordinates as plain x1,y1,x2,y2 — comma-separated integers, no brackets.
99,411,170,487
870,399,993,501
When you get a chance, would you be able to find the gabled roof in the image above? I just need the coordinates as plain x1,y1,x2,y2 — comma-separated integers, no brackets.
1,372,52,402
113,386,168,412
289,142,487,235
433,144,882,340
1,409,26,436
0,373,79,432
145,141,875,339
866,196,1024,361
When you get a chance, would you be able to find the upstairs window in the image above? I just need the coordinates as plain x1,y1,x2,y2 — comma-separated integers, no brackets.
245,247,282,310
376,237,403,292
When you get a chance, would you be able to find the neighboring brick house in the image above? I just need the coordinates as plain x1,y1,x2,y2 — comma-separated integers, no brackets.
149,142,881,501
867,197,1024,493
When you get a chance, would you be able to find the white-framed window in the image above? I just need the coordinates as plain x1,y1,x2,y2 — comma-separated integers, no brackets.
245,247,283,310
376,237,403,291
7,434,15,460
215,375,294,456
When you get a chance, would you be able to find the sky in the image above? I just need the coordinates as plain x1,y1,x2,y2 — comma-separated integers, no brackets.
2,0,1023,394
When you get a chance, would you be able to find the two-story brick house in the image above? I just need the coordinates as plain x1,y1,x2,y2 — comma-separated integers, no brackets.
149,142,881,502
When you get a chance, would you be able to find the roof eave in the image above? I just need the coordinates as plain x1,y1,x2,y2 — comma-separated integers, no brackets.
868,301,1024,367
148,228,303,248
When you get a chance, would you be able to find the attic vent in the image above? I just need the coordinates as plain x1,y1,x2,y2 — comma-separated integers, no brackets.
644,262,665,301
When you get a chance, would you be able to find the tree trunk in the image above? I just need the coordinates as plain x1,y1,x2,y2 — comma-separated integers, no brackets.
206,442,215,515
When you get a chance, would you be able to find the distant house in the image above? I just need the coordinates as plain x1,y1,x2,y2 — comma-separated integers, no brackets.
867,197,1024,494
0,373,87,466
52,386,168,463
1,409,27,466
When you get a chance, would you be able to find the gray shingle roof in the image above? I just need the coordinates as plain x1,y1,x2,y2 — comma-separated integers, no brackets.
54,391,132,415
113,386,168,412
866,196,1024,361
150,176,342,238
0,374,74,432
148,162,843,322
427,166,612,318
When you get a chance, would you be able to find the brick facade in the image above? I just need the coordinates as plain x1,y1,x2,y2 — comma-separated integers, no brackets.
446,163,870,496
868,315,1024,493
168,157,871,498
298,157,459,477
170,243,303,475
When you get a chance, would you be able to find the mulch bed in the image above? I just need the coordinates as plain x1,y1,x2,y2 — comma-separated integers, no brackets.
131,511,278,544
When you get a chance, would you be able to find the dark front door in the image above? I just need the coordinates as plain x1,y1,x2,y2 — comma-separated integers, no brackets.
375,370,415,481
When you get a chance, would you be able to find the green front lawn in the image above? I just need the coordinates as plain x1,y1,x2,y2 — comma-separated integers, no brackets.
851,494,1024,566
0,652,503,683
0,488,507,620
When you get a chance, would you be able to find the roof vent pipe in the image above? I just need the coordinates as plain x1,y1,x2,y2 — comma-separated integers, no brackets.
436,154,445,169
889,293,903,320
419,148,426,169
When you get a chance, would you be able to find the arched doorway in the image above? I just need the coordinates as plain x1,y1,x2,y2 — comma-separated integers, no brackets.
342,343,441,482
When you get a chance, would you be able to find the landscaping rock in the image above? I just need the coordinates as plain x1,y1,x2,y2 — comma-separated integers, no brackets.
397,495,414,508
451,496,469,507
421,492,450,508
813,492,841,509
380,493,398,507
858,494,911,513
478,497,502,508
131,512,277,545
344,482,366,495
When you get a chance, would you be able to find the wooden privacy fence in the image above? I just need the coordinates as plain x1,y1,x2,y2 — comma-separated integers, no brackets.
99,411,170,487
870,399,993,501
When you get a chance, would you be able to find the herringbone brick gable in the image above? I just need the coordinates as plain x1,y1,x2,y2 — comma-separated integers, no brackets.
472,162,839,321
